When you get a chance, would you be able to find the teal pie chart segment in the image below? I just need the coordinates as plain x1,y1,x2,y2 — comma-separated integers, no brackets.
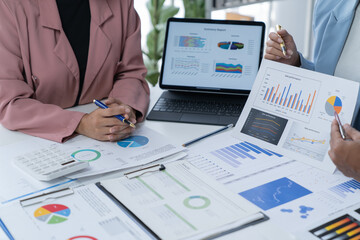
117,136,149,148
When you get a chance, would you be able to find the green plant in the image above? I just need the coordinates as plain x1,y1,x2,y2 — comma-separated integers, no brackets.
183,0,205,18
143,0,179,86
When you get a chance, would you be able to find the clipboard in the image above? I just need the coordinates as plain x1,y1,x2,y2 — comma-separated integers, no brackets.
96,182,161,240
96,161,269,240
97,179,268,240
12,162,269,240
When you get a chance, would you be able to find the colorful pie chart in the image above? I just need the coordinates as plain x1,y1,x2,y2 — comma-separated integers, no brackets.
34,204,70,224
117,135,149,148
325,96,342,116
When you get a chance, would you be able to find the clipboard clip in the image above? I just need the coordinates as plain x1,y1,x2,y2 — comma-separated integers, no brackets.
125,164,166,179
19,188,74,207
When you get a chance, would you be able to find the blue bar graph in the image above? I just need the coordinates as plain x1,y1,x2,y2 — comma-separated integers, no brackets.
210,141,283,168
262,82,317,115
329,179,360,198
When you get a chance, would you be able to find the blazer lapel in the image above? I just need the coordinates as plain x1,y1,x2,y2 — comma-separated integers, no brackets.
38,0,80,82
81,0,113,97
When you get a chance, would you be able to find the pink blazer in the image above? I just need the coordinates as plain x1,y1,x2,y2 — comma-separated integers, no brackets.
0,0,150,142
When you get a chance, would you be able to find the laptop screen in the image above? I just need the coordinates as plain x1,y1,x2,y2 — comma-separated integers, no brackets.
159,18,265,95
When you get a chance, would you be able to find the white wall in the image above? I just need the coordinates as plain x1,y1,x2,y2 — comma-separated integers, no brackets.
270,0,314,59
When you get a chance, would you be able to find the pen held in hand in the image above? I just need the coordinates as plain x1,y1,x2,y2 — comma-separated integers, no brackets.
182,124,234,147
334,111,346,140
93,99,136,128
276,24,287,57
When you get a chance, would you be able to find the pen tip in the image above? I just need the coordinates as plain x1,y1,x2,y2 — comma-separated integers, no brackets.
130,123,136,128
93,99,96,103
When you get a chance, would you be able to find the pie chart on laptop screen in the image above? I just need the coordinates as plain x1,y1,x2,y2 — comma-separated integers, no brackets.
117,136,149,148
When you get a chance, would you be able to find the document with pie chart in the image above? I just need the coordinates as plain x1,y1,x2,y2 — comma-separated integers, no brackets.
0,184,155,239
9,126,185,179
233,60,359,172
66,126,185,178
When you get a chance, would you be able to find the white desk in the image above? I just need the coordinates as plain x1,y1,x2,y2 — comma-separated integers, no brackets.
0,86,219,148
0,85,294,240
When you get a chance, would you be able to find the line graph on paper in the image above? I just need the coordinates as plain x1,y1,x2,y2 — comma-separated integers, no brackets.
255,67,321,123
283,122,330,161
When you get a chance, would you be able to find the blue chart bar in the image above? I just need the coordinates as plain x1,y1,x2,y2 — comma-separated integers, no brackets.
329,179,360,198
210,142,283,168
264,88,269,100
283,84,292,106
279,86,286,105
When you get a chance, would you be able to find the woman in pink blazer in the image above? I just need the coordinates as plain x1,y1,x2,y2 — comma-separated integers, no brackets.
0,0,150,143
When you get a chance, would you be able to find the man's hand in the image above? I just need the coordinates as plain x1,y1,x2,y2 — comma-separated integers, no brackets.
265,28,300,67
329,119,360,181
75,98,136,141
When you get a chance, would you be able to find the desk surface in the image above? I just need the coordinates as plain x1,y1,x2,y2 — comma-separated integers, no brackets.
0,85,294,240
0,86,219,148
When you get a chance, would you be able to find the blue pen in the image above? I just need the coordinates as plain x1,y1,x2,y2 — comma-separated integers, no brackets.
93,99,136,128
0,218,14,240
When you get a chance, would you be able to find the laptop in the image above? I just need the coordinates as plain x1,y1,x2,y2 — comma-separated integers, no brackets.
147,18,265,126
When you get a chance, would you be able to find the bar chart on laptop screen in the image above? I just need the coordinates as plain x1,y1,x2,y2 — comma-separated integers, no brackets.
255,68,321,123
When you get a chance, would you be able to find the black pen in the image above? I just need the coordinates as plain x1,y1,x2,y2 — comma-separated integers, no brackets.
182,124,234,147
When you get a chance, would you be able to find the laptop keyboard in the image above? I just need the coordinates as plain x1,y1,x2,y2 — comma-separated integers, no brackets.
152,98,244,117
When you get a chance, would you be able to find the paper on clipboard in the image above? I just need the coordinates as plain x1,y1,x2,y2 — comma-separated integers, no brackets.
99,160,267,240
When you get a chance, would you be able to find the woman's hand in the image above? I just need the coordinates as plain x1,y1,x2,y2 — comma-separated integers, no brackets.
75,98,136,141
265,28,300,67
329,119,360,181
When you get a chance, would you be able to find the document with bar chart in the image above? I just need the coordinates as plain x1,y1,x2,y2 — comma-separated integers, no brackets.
233,60,359,172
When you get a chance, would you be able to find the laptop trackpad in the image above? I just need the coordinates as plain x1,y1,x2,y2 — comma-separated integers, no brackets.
180,114,220,124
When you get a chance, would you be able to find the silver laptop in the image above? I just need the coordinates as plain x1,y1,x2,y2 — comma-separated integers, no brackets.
147,18,265,126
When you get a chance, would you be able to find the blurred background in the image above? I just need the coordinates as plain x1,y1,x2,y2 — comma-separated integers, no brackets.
134,0,315,86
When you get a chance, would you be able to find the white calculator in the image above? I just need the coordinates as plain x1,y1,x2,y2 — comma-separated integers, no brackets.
13,148,89,181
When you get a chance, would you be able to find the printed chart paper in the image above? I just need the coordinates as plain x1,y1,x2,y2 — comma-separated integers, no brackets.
9,126,184,179
0,184,155,240
100,161,261,240
186,131,290,186
232,59,359,172
185,124,360,237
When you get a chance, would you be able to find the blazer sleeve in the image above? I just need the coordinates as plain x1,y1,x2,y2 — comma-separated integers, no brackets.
0,1,85,143
109,0,150,121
